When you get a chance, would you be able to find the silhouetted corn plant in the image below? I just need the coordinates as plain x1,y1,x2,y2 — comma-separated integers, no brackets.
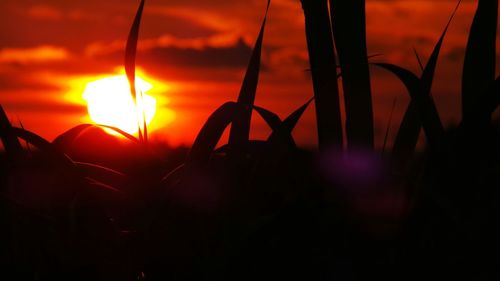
329,0,374,150
300,0,343,151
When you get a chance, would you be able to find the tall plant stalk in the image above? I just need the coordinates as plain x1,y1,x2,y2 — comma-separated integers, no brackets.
461,0,498,127
300,0,343,151
329,0,374,150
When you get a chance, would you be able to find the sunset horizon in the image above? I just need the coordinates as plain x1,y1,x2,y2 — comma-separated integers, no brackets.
1,0,498,147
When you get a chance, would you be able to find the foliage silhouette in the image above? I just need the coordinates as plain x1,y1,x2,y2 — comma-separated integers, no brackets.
0,0,499,280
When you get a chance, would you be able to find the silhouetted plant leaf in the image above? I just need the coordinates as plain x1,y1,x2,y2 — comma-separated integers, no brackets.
253,105,282,131
0,105,23,159
382,98,398,153
375,63,444,148
228,0,271,151
53,124,138,150
462,0,498,123
388,2,458,162
125,0,145,102
85,177,121,193
267,98,314,147
75,161,126,177
413,48,424,72
52,124,94,149
421,0,460,95
9,127,76,168
496,76,500,106
189,102,243,164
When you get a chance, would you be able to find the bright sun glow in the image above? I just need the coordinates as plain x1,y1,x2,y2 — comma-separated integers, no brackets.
83,75,156,135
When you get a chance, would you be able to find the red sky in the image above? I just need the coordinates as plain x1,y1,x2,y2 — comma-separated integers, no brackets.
0,0,498,147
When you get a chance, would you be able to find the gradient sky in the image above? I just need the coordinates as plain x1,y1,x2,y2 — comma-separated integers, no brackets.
0,0,498,147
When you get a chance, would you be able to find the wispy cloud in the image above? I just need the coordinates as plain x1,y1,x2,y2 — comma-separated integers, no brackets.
27,5,63,20
0,46,70,64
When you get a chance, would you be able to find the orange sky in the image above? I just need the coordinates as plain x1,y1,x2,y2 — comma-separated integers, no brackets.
0,0,498,147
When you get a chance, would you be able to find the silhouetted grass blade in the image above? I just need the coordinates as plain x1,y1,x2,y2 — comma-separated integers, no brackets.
375,63,444,148
300,0,343,150
10,127,75,167
276,98,313,136
228,0,271,152
0,105,23,159
330,0,374,149
53,124,139,148
390,2,459,162
85,177,121,193
462,0,498,123
125,0,145,102
75,161,126,177
52,124,94,149
392,102,421,163
189,102,243,165
421,0,460,95
382,98,398,153
96,124,139,143
253,105,282,131
413,48,424,72
496,76,500,107
267,98,313,147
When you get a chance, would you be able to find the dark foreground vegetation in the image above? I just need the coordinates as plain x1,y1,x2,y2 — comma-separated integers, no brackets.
1,0,499,280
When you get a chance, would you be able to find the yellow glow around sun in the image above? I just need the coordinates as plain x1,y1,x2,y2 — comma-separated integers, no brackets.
83,75,156,135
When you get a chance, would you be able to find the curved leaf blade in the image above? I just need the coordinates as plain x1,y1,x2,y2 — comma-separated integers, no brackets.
125,0,145,102
375,63,444,149
52,124,93,149
188,102,243,164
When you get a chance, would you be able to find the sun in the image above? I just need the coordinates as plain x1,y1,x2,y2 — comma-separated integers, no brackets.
83,75,157,135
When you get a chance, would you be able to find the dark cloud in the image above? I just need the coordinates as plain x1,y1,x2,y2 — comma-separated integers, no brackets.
89,37,253,70
141,38,252,68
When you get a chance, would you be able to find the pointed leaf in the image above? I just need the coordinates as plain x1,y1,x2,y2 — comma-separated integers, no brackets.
253,105,282,131
267,98,313,146
413,48,424,72
421,0,460,95
228,0,271,150
0,105,23,158
125,0,145,102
